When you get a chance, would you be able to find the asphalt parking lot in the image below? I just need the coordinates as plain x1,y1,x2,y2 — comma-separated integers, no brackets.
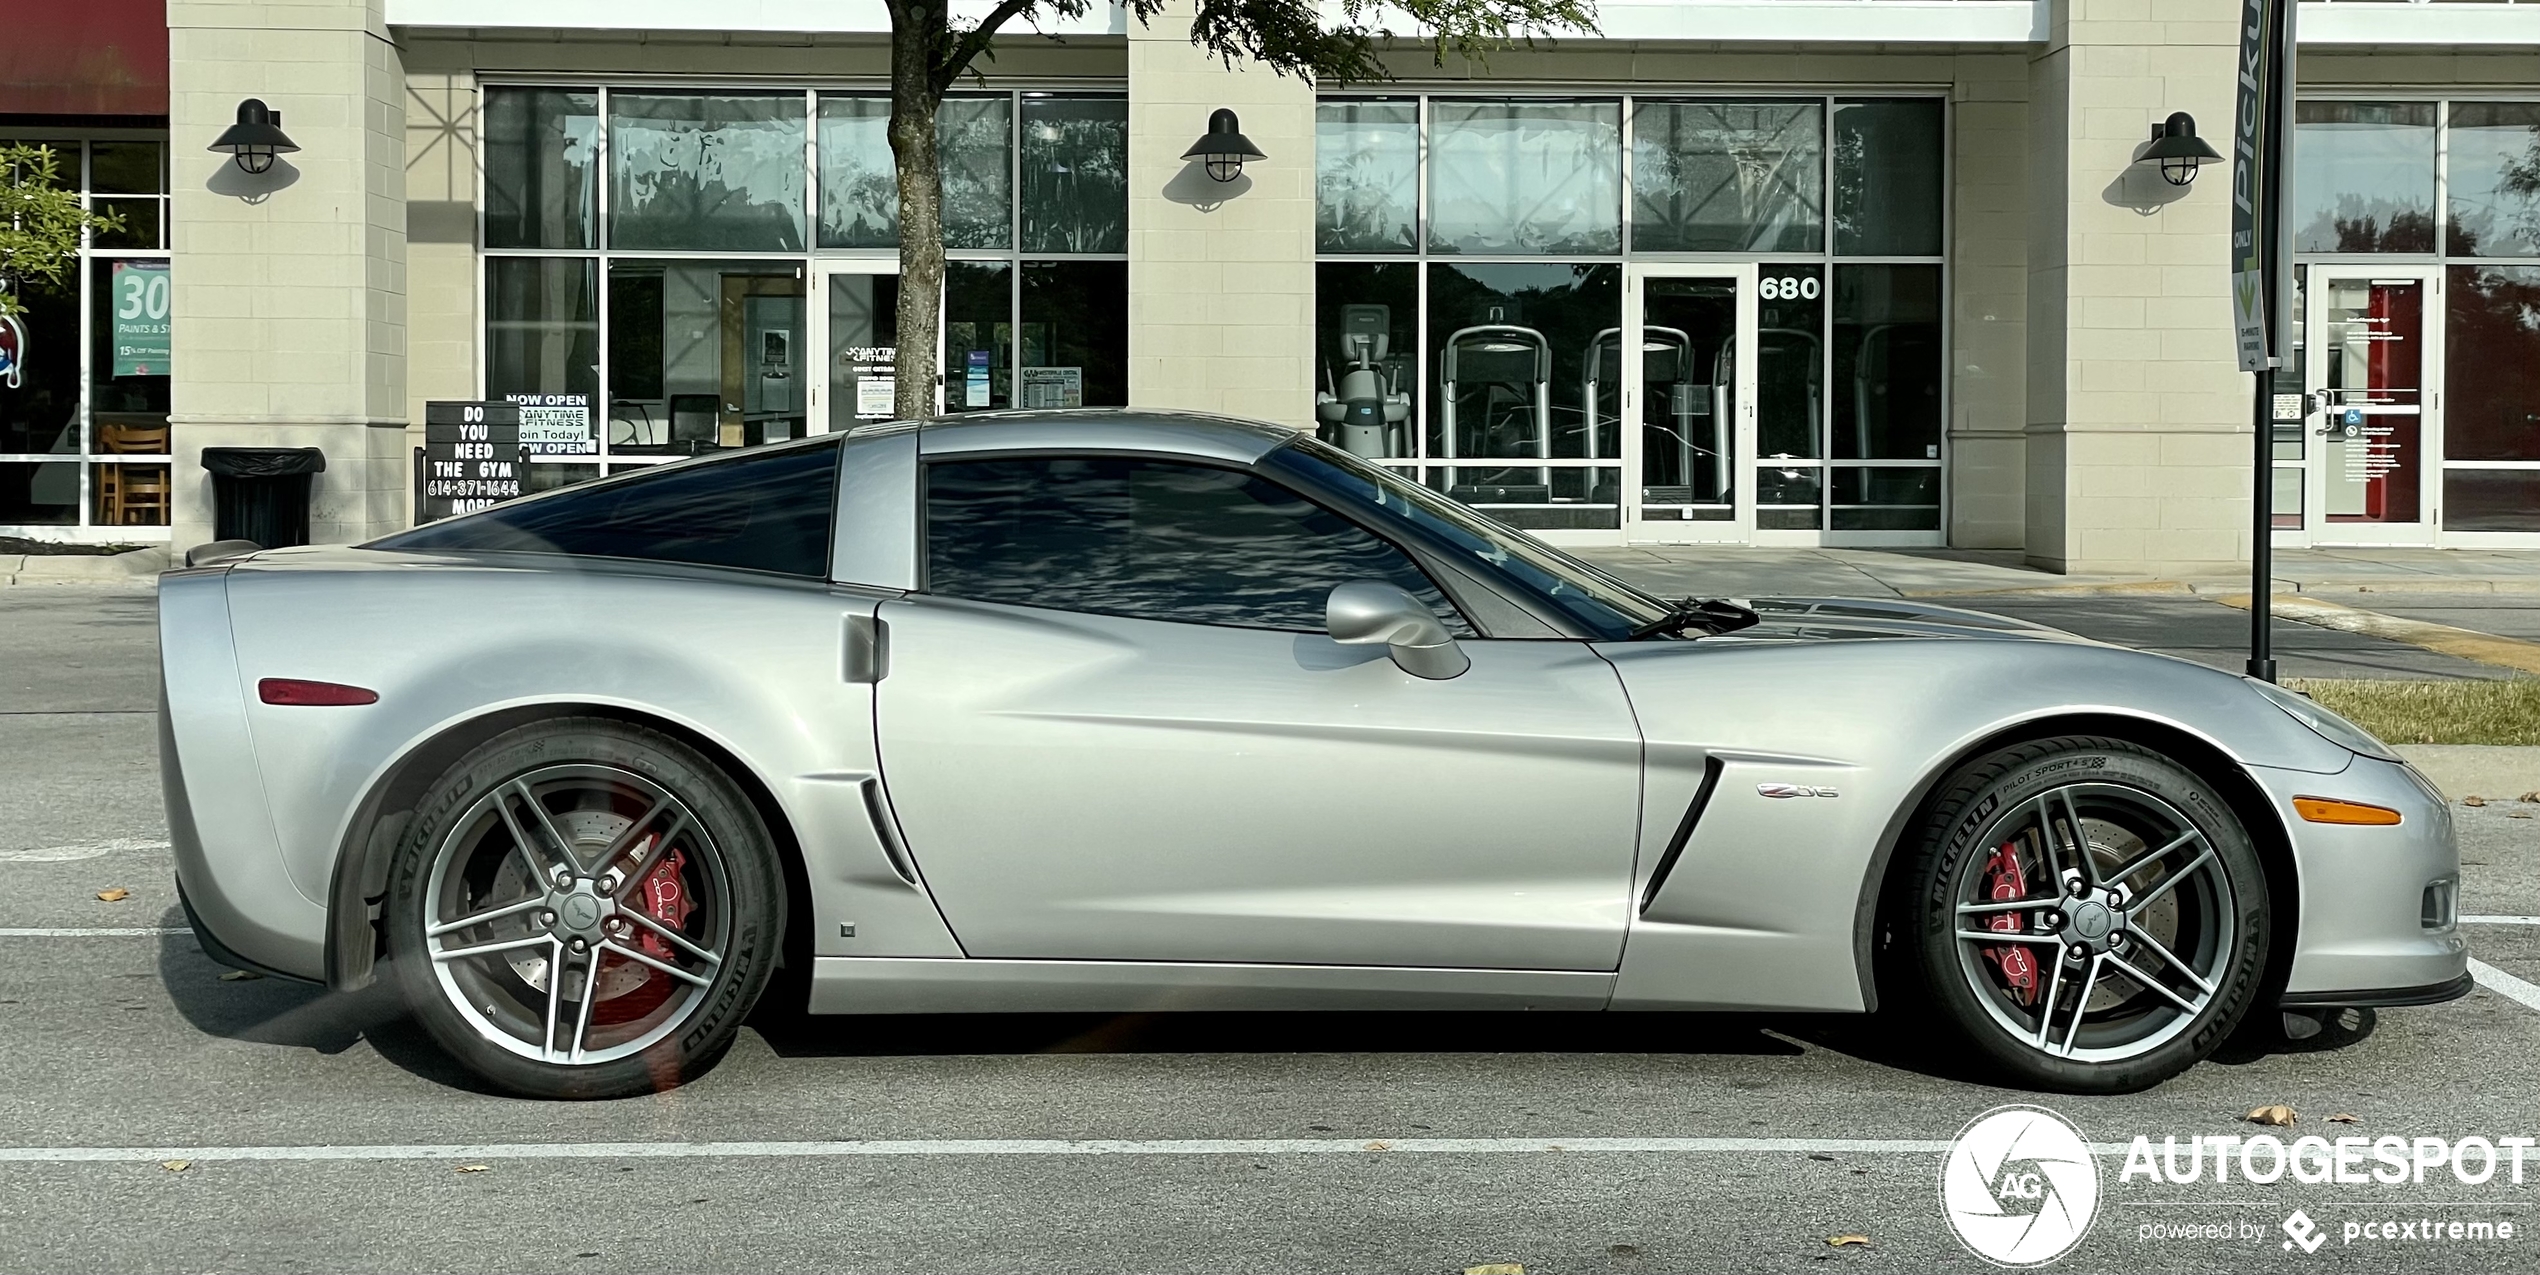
3,585,2538,1274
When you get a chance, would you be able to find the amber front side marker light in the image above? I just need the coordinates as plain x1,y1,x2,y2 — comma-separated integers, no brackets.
2293,796,2404,826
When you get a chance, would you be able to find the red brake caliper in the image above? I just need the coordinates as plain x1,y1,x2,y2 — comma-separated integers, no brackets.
593,837,693,1024
1979,842,2041,1006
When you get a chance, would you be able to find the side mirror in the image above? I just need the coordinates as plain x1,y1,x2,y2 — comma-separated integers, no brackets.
1326,581,1470,680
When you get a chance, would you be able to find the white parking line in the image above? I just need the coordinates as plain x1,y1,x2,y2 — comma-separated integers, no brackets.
0,927,190,938
0,1136,2032,1165
2471,959,2540,1014
2465,915,2540,926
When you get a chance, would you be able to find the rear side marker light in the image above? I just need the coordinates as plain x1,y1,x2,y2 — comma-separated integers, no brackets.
258,678,379,706
2292,796,2403,826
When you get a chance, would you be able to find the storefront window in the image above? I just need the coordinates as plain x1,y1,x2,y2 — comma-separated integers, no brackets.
1632,101,1822,253
2444,103,2540,258
1832,265,1944,461
2294,101,2436,254
487,257,599,405
1423,262,1622,529
1832,99,1944,257
609,93,807,252
1313,262,1419,458
484,89,598,250
1316,100,1418,253
606,261,806,453
1020,261,1127,408
945,261,1014,412
0,137,170,534
480,85,1125,489
1020,96,1128,254
817,94,1013,250
2445,265,2540,463
1428,100,1621,256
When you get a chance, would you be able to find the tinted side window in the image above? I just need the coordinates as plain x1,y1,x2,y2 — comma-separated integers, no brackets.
925,456,1470,634
377,438,838,578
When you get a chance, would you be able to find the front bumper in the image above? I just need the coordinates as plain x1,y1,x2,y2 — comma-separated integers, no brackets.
2258,754,2470,1004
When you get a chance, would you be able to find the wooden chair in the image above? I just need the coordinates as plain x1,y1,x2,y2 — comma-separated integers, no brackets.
98,419,171,455
95,464,172,526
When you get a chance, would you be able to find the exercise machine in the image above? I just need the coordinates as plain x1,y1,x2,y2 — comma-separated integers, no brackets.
1313,304,1411,458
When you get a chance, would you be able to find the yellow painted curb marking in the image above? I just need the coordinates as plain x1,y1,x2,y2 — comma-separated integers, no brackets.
2214,594,2540,677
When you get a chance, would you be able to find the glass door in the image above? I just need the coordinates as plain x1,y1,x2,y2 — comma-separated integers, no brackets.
1622,264,1756,541
810,261,930,430
2303,269,2442,545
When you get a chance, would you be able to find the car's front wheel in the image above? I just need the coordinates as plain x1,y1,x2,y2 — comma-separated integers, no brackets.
384,717,783,1099
1896,736,2271,1093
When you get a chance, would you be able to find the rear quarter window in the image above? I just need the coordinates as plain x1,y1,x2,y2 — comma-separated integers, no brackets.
374,438,839,578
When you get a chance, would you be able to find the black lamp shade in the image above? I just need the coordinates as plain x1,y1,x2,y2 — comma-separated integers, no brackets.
1183,107,1267,182
210,98,300,174
2139,111,2222,186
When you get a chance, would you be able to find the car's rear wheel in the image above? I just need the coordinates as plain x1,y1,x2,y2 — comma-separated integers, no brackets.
1897,736,2270,1093
384,718,782,1099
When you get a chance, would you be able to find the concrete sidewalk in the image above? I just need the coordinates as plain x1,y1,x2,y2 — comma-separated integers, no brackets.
1574,545,2540,601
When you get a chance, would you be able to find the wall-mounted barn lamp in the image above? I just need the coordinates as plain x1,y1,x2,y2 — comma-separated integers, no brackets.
209,99,300,175
1182,108,1267,183
2137,112,2223,188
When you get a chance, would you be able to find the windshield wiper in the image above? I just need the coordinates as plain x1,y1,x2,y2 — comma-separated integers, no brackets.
1627,597,1762,640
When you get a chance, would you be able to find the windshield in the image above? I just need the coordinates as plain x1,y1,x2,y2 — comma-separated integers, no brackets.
1263,437,1676,639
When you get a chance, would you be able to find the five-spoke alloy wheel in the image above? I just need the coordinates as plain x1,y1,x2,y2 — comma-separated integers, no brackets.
386,719,782,1098
1896,736,2271,1093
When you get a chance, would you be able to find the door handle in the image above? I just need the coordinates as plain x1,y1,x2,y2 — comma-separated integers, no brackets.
843,614,889,683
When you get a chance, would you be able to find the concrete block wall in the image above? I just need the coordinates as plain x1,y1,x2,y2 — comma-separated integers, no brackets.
170,0,407,548
1126,2,1315,427
1950,52,2031,550
2024,0,2250,573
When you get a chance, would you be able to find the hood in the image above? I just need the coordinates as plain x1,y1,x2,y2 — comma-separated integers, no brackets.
1716,596,2094,645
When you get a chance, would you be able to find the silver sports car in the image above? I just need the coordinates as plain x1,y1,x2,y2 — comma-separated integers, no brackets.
160,411,2467,1099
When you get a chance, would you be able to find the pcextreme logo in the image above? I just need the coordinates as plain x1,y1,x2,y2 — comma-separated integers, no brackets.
1940,1105,2102,1267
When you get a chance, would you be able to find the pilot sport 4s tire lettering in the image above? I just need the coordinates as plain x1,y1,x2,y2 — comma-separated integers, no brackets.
383,718,783,1099
1894,736,2271,1094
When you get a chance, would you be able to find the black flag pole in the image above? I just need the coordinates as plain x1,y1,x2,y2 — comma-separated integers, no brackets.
2238,0,2299,682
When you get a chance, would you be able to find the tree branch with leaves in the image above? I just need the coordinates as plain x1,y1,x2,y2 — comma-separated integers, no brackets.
0,143,121,319
880,0,1596,417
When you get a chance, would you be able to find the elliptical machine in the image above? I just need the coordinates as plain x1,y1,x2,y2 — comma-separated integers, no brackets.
1314,304,1412,458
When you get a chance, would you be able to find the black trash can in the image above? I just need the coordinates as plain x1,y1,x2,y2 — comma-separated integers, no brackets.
200,447,327,549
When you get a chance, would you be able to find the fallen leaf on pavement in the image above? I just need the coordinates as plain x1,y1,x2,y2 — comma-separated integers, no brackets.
219,969,263,982
2246,1104,2298,1126
2329,1113,2360,1124
95,888,130,902
2519,791,2540,803
1808,1152,1837,1161
1826,1235,1872,1247
2511,812,2533,820
2464,796,2489,807
1463,1265,1523,1275
1363,1140,1391,1151
159,1160,189,1172
455,1164,490,1174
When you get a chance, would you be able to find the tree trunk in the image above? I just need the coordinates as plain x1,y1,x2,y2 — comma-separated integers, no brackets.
887,5,948,420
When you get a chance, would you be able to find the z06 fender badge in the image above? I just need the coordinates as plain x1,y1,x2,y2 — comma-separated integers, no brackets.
1757,783,1840,799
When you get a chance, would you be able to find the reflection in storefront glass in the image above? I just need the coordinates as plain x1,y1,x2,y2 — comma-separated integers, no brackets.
2444,103,2540,258
484,88,597,250
1428,100,1621,256
1832,99,1944,256
0,272,76,456
1756,266,1826,529
1316,100,1418,253
1631,100,1823,253
817,95,1012,250
1020,96,1128,254
488,257,599,407
2293,101,2436,254
609,93,807,252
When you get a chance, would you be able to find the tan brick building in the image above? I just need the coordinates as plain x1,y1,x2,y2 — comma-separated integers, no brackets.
5,1,2540,571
